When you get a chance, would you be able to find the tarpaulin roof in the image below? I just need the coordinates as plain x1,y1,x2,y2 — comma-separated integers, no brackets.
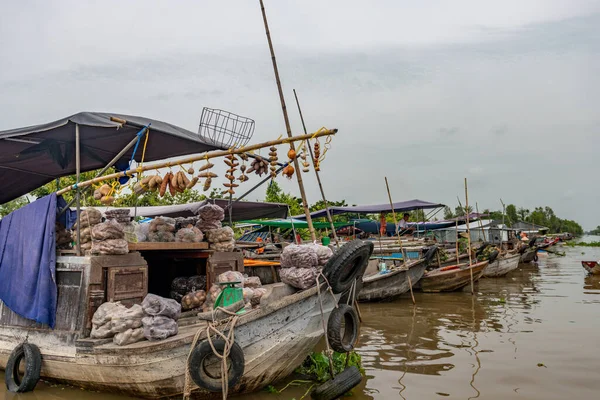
0,112,226,204
240,218,351,229
294,199,444,220
72,199,288,223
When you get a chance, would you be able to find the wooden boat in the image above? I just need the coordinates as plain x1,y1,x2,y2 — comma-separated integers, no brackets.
520,247,538,263
581,261,600,275
483,253,521,277
357,259,428,302
0,253,346,398
417,260,489,293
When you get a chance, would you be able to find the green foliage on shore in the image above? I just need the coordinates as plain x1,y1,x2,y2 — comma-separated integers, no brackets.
565,241,600,248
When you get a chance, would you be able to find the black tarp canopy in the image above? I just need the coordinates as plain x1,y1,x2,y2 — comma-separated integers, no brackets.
294,199,445,220
70,199,289,222
0,112,226,204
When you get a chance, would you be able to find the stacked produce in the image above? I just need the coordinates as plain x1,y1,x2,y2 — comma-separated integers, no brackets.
55,223,72,249
196,203,225,231
279,244,324,290
73,208,102,253
91,220,129,255
90,302,145,346
175,217,199,231
141,294,181,341
175,226,204,243
170,275,207,302
181,290,207,311
147,217,176,242
206,226,235,252
223,154,239,196
105,209,131,224
93,184,115,205
201,272,267,312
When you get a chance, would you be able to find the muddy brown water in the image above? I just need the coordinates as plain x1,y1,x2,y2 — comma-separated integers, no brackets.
2,238,600,399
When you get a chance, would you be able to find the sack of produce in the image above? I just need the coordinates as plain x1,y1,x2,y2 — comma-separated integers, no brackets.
198,203,225,223
181,290,207,310
251,288,268,307
113,327,145,346
91,302,127,327
110,304,144,333
242,287,255,304
142,316,178,341
243,276,262,289
187,275,207,292
280,244,319,269
280,267,319,290
105,209,132,224
175,227,204,243
90,321,113,339
209,240,236,252
147,231,175,242
149,217,176,233
175,217,199,231
170,277,189,302
217,271,245,287
92,220,125,241
206,227,234,243
74,208,102,229
203,284,223,311
91,239,129,255
142,293,181,320
196,219,222,232
309,244,334,266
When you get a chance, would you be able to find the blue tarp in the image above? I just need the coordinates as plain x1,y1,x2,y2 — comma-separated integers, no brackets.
0,194,58,328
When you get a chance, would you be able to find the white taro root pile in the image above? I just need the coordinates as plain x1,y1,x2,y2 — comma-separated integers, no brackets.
141,294,181,341
278,244,332,290
90,302,145,346
91,220,128,255
196,203,224,232
206,226,235,252
147,217,176,242
72,208,102,253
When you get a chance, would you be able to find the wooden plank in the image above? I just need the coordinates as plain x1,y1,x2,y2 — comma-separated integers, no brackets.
128,242,209,251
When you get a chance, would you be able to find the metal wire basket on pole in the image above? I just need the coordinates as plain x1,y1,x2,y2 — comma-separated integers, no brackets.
198,108,255,149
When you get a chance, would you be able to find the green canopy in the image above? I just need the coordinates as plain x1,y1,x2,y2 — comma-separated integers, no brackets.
240,218,351,229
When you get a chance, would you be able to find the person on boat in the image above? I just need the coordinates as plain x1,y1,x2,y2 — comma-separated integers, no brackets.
379,212,387,236
397,213,415,235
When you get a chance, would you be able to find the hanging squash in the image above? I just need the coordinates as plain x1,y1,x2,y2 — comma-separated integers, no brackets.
287,148,297,160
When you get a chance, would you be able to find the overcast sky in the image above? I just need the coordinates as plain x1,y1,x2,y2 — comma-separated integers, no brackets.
1,0,599,228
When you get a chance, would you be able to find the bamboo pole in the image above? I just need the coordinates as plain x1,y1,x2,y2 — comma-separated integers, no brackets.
56,129,336,196
293,89,340,248
259,0,316,242
455,219,460,264
385,177,415,305
75,124,81,256
465,178,474,295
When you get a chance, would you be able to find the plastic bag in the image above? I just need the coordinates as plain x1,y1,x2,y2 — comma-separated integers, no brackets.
113,327,145,346
91,302,127,327
170,277,189,301
310,244,334,266
243,276,262,289
206,227,234,243
175,227,204,243
175,217,199,230
217,271,244,287
142,294,181,320
142,316,178,341
92,220,125,241
210,240,236,252
280,245,319,269
280,267,319,290
90,302,143,338
198,203,225,222
242,287,255,304
147,231,175,242
110,304,144,333
181,290,207,310
149,217,176,232
252,288,268,307
196,219,222,232
74,208,102,229
91,239,129,255
187,275,207,292
105,209,132,224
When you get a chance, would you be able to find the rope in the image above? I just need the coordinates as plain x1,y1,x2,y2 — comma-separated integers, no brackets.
183,307,241,400
316,272,338,378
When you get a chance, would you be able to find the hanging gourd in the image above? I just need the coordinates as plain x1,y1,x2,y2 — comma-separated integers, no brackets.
314,140,321,171
282,164,295,179
223,154,239,195
287,148,297,160
301,141,310,172
269,146,278,178
198,160,215,192
238,153,249,183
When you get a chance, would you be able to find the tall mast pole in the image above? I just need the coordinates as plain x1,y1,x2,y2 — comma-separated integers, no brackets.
259,0,316,241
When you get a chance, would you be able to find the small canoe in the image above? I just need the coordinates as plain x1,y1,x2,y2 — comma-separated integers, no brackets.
357,259,427,302
417,260,489,293
520,248,538,263
581,261,600,275
483,253,521,278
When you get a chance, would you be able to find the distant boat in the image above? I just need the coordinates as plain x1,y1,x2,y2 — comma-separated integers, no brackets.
416,260,489,292
581,261,600,275
483,253,521,277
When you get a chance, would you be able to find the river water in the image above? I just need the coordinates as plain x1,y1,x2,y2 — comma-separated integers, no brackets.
2,238,600,399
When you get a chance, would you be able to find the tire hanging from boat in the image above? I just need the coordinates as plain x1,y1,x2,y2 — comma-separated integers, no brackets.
424,245,439,265
323,240,373,294
188,339,245,392
310,365,362,400
4,343,42,393
487,250,499,264
327,304,360,353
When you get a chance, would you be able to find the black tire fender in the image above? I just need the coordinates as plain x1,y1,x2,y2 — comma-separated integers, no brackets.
188,339,245,392
4,343,42,393
311,366,362,400
487,250,499,264
323,240,374,294
424,245,438,265
327,304,359,353
533,254,539,262
529,238,537,247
